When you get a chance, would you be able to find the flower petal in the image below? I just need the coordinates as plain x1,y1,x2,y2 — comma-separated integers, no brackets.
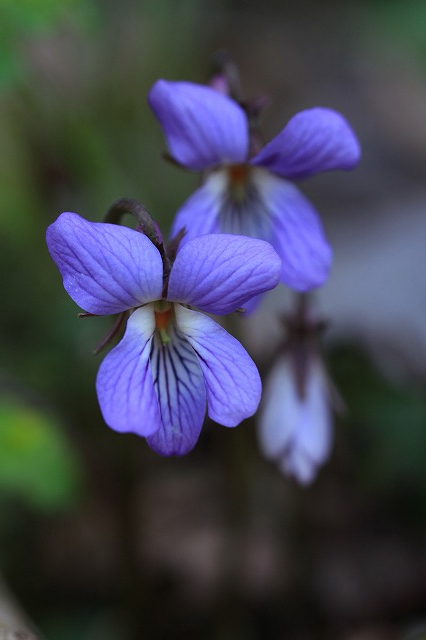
252,107,361,179
96,305,161,436
258,355,333,484
287,360,332,464
170,174,223,241
46,212,163,315
279,448,319,485
175,305,261,426
258,355,299,459
146,322,207,456
149,80,249,170
252,170,332,290
167,233,281,315
170,168,273,244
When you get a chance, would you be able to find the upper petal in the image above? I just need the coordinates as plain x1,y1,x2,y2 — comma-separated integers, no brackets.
252,107,361,179
46,212,163,315
252,170,332,291
96,305,161,436
167,233,281,315
146,322,207,456
175,305,261,426
149,80,249,170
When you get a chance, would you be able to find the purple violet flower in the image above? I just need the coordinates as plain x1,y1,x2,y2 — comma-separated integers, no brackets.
149,80,361,292
258,353,332,484
46,212,281,455
257,297,333,484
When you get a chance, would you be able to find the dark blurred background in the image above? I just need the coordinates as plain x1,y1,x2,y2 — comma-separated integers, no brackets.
1,0,426,638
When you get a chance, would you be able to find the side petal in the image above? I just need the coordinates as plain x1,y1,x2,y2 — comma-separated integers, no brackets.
252,170,332,291
46,212,163,315
252,107,361,179
168,233,281,315
175,305,261,426
96,305,161,437
149,80,249,170
285,360,333,465
170,174,224,242
146,324,207,456
258,355,298,460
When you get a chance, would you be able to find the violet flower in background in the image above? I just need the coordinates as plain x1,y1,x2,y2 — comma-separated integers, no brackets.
149,79,361,292
46,212,281,456
258,297,334,484
259,353,332,484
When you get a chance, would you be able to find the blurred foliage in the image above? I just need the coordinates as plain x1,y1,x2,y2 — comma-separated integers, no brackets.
364,0,426,58
331,345,426,499
0,394,81,511
0,0,97,88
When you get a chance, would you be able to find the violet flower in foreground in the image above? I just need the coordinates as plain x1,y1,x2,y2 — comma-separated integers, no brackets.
46,212,281,455
149,80,361,292
257,299,333,484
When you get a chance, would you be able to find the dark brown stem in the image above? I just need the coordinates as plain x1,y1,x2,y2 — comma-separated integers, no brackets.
104,198,159,246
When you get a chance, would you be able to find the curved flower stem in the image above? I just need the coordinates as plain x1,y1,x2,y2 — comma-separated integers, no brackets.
104,198,160,246
104,197,173,297
209,49,242,102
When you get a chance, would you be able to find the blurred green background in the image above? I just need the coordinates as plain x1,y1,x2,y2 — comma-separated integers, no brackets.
1,0,426,638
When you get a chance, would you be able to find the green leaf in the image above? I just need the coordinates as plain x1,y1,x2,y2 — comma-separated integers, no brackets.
331,346,426,492
0,396,82,511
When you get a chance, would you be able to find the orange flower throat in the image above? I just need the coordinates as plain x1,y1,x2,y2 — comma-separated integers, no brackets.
154,308,172,332
154,303,173,344
228,163,250,186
